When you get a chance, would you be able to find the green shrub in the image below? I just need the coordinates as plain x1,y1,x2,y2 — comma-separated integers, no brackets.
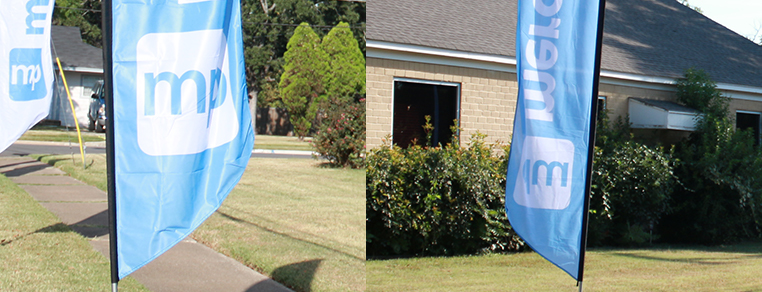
661,69,762,244
312,98,365,168
589,116,677,246
675,68,729,118
663,115,762,244
366,132,523,256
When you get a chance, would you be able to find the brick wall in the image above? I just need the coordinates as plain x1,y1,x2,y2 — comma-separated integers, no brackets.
367,56,762,149
597,82,676,121
367,57,517,149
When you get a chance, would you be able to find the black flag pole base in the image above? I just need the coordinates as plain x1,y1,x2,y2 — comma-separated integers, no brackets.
577,280,583,292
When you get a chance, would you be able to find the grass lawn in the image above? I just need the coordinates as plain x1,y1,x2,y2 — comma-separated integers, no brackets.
0,173,146,291
254,135,314,151
20,126,105,143
367,243,762,291
21,125,313,151
34,154,364,292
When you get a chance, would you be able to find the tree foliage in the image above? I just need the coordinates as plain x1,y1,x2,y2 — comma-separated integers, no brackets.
661,69,762,244
241,0,365,107
51,1,366,109
321,22,366,103
675,68,729,118
52,0,103,48
279,23,328,139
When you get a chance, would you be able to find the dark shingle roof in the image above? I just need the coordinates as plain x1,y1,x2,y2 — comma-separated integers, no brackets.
51,25,103,70
368,0,762,88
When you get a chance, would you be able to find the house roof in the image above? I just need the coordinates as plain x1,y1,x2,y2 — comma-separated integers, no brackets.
51,25,103,72
367,0,762,88
630,97,700,114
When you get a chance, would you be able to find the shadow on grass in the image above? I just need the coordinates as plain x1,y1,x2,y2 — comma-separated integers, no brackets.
218,210,363,261
269,259,323,292
0,222,72,246
242,260,322,292
315,161,363,169
612,249,762,266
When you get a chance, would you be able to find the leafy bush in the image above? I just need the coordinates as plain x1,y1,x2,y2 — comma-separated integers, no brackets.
589,116,677,246
312,98,365,168
366,132,523,256
662,115,762,244
675,68,729,118
660,69,762,244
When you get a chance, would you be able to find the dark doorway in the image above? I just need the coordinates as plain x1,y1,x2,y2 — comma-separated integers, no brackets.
393,80,459,148
736,111,760,145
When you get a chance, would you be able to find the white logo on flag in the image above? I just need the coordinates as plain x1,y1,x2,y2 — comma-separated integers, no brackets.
513,136,574,210
136,30,238,156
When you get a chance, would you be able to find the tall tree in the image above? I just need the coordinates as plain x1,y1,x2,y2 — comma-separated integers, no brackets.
321,22,365,103
240,0,365,107
52,0,103,48
279,23,328,140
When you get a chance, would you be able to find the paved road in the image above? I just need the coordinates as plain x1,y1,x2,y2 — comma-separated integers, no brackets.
1,142,106,157
1,141,314,159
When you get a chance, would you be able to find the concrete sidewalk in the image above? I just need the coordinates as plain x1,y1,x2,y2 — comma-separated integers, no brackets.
0,156,293,292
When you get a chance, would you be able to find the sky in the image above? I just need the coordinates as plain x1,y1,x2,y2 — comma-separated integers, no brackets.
685,0,762,42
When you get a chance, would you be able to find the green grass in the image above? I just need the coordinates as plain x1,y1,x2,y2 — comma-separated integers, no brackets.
0,171,146,291
254,135,314,151
367,244,762,291
20,126,105,143
21,126,313,151
34,154,365,292
32,154,107,191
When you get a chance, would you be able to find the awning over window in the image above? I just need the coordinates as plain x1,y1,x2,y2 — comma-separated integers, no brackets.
629,98,702,131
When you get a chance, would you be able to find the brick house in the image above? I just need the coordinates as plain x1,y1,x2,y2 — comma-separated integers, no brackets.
366,0,762,149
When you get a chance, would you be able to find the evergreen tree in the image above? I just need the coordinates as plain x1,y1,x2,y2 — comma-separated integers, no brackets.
279,23,328,140
241,0,365,107
321,22,365,103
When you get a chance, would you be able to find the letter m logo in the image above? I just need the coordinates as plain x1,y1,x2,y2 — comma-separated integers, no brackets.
9,48,46,101
512,136,575,210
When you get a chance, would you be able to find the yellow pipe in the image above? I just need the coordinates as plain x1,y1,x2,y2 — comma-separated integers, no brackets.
55,57,86,168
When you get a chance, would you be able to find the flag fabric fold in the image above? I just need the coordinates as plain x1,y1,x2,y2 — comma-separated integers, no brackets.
0,0,55,152
111,0,254,279
505,0,602,280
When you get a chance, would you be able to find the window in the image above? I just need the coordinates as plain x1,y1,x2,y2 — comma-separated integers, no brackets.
736,111,761,145
596,96,607,120
81,75,101,98
392,79,460,148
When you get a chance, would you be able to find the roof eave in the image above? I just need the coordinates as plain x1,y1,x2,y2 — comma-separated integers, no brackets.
368,40,762,101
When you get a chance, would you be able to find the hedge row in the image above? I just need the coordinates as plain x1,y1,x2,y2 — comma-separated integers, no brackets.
366,133,523,256
368,70,762,256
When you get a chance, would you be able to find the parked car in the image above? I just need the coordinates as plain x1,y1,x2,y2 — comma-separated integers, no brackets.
88,80,107,133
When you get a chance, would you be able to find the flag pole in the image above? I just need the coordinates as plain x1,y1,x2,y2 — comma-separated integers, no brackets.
101,0,118,290
577,0,607,290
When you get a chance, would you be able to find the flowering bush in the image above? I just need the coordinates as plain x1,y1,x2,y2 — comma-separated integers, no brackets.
312,98,365,168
